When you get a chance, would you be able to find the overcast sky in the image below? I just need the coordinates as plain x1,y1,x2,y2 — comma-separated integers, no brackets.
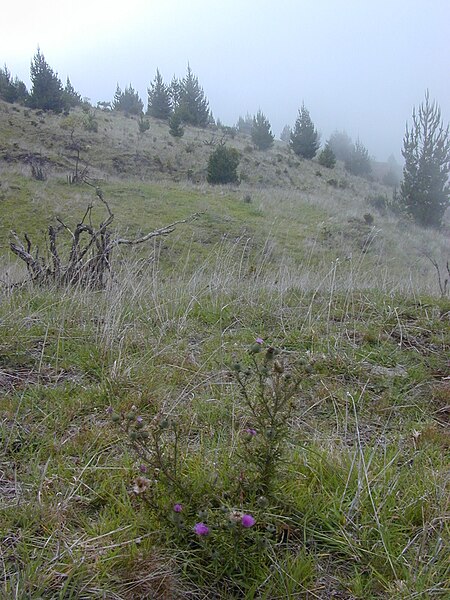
2,0,449,160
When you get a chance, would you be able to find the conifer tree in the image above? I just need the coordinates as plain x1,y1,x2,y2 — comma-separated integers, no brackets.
62,77,82,109
400,91,450,228
29,48,65,112
328,130,353,163
290,104,320,158
236,113,253,135
280,124,291,143
169,75,182,111
147,69,171,119
318,142,336,168
112,83,143,115
0,65,28,104
168,109,184,137
207,145,240,184
344,138,372,176
177,65,210,127
251,110,274,150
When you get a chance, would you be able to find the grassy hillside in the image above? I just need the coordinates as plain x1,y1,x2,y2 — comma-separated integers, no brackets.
1,100,449,599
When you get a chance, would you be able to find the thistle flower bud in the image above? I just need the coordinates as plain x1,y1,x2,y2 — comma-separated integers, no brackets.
249,343,262,355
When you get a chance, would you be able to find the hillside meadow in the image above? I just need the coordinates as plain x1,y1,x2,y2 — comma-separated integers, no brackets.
0,100,449,599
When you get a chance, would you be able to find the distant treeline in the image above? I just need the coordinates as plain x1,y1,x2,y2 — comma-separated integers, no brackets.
2,50,448,227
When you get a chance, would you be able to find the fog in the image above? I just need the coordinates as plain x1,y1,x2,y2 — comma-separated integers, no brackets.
2,0,449,161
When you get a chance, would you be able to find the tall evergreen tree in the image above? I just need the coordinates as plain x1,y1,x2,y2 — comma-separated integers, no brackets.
62,77,82,109
112,83,143,115
280,124,292,143
147,69,172,120
29,48,65,112
177,65,210,127
290,104,320,158
318,141,336,168
147,69,172,119
400,91,450,228
236,113,253,135
0,65,28,104
251,110,274,150
344,138,372,177
328,130,353,162
169,75,182,111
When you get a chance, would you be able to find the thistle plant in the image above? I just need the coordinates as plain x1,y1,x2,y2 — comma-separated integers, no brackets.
109,406,186,497
232,339,301,496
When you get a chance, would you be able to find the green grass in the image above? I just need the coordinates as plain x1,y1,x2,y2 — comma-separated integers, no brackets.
1,99,449,598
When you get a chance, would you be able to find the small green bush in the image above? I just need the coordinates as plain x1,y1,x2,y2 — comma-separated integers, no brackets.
207,145,240,184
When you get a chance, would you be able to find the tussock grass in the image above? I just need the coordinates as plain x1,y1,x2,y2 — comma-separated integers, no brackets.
1,99,449,598
1,243,448,598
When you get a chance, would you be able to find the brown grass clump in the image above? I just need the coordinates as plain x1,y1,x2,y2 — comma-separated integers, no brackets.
119,552,186,600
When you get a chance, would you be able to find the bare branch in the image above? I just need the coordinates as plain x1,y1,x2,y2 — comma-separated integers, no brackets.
107,213,202,251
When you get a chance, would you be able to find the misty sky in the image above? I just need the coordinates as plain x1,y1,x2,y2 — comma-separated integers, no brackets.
2,0,449,161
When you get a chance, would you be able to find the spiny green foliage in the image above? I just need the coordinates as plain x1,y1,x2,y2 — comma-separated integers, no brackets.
207,144,240,183
290,103,320,159
147,68,172,120
175,65,210,127
318,141,336,168
251,110,274,150
345,138,372,177
400,91,450,228
112,83,144,115
28,48,65,112
0,64,28,104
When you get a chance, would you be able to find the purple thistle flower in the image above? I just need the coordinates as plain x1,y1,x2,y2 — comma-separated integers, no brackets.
139,464,148,473
244,428,257,436
173,503,183,513
256,337,264,345
241,514,256,528
136,416,143,424
193,522,209,536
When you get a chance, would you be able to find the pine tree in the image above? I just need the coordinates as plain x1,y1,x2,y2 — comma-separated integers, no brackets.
400,91,450,228
344,138,372,177
29,48,64,112
168,109,184,137
328,130,353,163
62,77,82,109
318,142,336,168
251,110,274,150
290,104,320,158
177,65,210,127
236,113,253,135
280,124,291,143
0,65,28,104
169,75,182,111
112,83,143,115
147,69,171,120
207,145,240,184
